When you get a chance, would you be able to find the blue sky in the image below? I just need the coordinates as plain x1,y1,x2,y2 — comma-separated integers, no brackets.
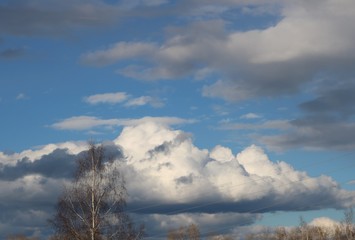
1,0,355,238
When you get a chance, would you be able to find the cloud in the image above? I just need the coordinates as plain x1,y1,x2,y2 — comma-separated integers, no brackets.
1,122,355,237
81,0,355,101
175,0,281,18
119,0,168,9
240,113,262,119
50,116,195,131
84,92,129,105
202,79,253,102
0,142,87,166
83,92,165,108
0,149,76,181
0,0,121,36
0,47,25,59
258,83,355,151
213,81,355,151
114,123,355,213
309,217,340,228
220,120,291,131
81,42,158,66
137,212,260,238
299,83,355,118
124,96,165,108
260,121,355,151
51,116,122,130
16,93,27,100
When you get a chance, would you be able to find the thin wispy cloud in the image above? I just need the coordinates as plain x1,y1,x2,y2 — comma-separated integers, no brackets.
240,113,262,119
81,42,158,67
0,48,25,59
84,92,165,108
84,92,129,105
16,93,27,100
220,120,291,131
124,96,165,108
51,116,196,131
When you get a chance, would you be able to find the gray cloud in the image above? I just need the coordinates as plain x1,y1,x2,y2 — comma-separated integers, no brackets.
261,122,355,151
0,142,124,238
81,0,355,103
259,82,355,151
213,80,355,151
78,0,355,151
0,0,120,36
0,47,25,59
0,143,122,181
175,173,194,185
300,83,355,119
0,149,76,181
0,206,53,238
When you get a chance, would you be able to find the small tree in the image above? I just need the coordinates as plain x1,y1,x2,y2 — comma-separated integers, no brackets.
50,142,143,240
343,207,355,240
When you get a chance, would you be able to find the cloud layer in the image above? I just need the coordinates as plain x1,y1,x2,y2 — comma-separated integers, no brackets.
76,0,355,151
1,120,354,237
81,0,355,99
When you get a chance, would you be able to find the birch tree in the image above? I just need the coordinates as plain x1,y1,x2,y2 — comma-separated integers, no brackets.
50,142,143,240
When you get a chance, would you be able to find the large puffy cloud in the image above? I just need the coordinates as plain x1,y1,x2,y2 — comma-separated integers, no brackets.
1,121,355,237
115,122,354,214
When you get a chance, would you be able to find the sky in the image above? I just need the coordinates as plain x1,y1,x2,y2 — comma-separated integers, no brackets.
1,0,355,239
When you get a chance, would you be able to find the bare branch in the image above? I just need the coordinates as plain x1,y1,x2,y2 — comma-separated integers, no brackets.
49,142,143,240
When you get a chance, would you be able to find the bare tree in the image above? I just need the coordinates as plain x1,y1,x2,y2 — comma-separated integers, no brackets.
50,142,143,240
167,224,200,240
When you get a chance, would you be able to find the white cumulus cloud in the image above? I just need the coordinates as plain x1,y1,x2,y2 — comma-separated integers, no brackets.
113,122,355,208
1,121,355,238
